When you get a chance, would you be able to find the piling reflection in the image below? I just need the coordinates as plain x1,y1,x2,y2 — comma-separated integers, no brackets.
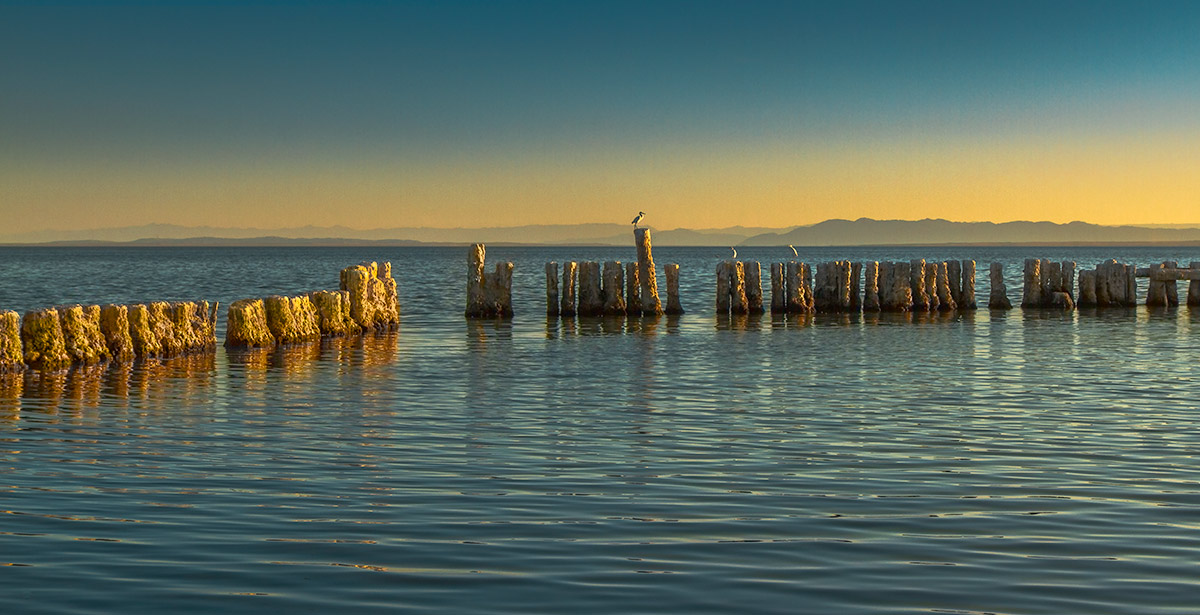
0,353,218,419
543,315,672,337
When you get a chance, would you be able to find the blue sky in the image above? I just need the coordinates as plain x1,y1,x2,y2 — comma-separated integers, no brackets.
2,1,1198,231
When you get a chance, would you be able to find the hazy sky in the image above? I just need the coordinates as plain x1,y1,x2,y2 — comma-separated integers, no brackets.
2,1,1198,233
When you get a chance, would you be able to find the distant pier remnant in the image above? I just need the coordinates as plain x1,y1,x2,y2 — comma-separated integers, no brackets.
664,264,684,315
989,263,1012,309
343,261,401,327
813,261,855,312
1078,260,1136,307
464,245,513,318
716,261,749,315
1022,259,1079,309
635,228,663,315
1135,262,1200,307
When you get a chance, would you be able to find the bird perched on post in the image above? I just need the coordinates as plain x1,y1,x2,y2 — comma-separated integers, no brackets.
631,211,645,229
789,245,797,257
731,247,738,259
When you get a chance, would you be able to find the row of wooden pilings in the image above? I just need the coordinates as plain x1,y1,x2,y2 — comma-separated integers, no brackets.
718,259,979,314
225,261,400,348
466,229,684,318
1021,259,1200,309
0,301,218,373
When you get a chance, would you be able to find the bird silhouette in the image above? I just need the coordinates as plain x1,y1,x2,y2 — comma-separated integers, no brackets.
631,212,645,228
788,245,797,257
731,247,738,259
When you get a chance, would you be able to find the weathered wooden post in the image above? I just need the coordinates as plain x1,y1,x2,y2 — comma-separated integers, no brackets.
0,311,24,373
625,262,641,316
635,228,663,315
936,262,956,311
664,263,683,315
910,259,930,311
731,261,749,315
770,263,787,313
1166,261,1180,306
1022,259,1043,308
21,308,71,371
561,261,578,317
988,262,1012,309
466,244,487,317
311,290,359,337
1077,270,1097,306
1060,261,1075,304
785,261,803,313
1190,262,1200,307
814,261,833,312
745,261,764,314
99,304,135,362
602,261,626,316
1125,263,1137,307
578,261,603,316
1147,262,1168,307
546,263,559,317
489,262,514,318
863,261,880,311
924,262,940,311
715,261,732,314
960,260,977,309
849,261,862,311
947,260,963,307
58,304,109,365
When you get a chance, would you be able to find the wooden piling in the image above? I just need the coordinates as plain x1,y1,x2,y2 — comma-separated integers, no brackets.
625,262,642,316
850,262,862,311
770,263,787,313
225,299,275,349
744,261,764,314
664,263,683,315
1166,261,1180,306
988,262,1012,309
961,260,977,309
560,261,578,317
635,228,663,315
0,311,24,373
1060,261,1075,304
546,263,559,317
863,261,880,311
715,261,732,314
1022,259,1042,308
603,261,627,316
785,261,804,312
731,261,749,314
947,260,962,308
466,244,487,317
311,290,360,337
936,262,956,311
59,304,110,365
489,262,514,318
1147,262,1168,306
910,259,930,311
578,261,603,316
21,308,71,371
1077,270,1097,306
924,262,939,311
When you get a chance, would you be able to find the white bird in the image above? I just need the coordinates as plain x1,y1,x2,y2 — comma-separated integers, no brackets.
788,244,797,257
730,247,738,259
631,211,645,228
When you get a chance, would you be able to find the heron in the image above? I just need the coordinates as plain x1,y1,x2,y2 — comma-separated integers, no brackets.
788,245,797,257
631,211,645,228
731,247,738,259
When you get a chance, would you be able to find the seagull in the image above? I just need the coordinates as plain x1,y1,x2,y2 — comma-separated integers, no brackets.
631,211,645,228
788,245,797,257
731,247,738,259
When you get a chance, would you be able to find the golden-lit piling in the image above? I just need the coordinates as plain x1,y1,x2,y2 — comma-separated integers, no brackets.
635,228,663,315
960,260,977,309
344,261,401,327
58,304,110,365
0,311,24,373
225,299,275,348
744,261,764,314
935,262,956,311
863,261,880,311
770,263,787,313
910,259,930,311
21,308,71,371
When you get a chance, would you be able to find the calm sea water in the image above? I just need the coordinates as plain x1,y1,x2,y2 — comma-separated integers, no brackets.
1,245,1199,615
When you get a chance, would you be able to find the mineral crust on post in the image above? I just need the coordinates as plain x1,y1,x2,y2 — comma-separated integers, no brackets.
862,261,880,311
960,260,977,309
225,298,275,348
602,261,626,316
988,262,1012,310
625,262,641,316
546,263,560,317
0,311,24,373
58,304,110,365
560,261,578,317
634,228,663,315
744,261,764,314
21,308,71,371
577,262,603,317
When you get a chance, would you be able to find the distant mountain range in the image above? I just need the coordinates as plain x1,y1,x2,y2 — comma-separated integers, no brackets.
3,219,1200,247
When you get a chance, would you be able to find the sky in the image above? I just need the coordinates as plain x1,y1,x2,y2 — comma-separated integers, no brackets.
1,0,1198,234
